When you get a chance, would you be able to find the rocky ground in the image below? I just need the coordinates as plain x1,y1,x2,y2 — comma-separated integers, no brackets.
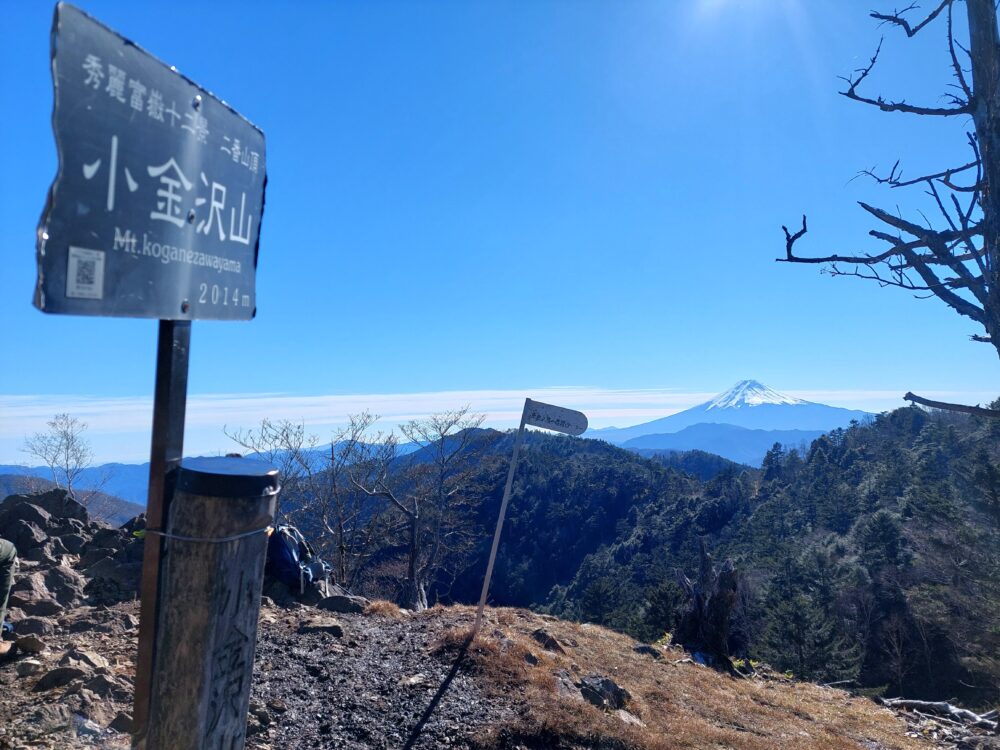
0,601,138,749
248,604,518,749
1,489,997,750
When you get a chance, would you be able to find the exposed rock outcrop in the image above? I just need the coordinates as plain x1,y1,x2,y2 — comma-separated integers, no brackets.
0,490,144,643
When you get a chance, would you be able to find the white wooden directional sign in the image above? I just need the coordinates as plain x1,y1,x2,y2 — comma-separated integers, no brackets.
474,396,588,634
35,3,266,321
523,398,588,436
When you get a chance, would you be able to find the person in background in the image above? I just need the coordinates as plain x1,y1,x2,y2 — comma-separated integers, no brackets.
0,537,16,656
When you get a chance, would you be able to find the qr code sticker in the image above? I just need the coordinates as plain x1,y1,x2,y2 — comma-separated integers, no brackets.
76,259,96,286
66,246,105,299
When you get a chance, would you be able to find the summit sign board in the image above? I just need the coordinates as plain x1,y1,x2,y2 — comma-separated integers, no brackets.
35,3,266,320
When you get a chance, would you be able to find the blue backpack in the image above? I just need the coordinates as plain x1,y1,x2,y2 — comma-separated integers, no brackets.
265,524,331,594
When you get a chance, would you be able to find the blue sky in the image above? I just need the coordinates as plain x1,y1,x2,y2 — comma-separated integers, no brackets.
2,0,998,463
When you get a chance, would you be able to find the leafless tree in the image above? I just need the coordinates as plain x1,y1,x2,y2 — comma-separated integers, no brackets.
226,418,319,520
350,407,488,610
780,0,1000,417
23,413,96,500
314,414,395,590
226,413,391,590
882,613,916,694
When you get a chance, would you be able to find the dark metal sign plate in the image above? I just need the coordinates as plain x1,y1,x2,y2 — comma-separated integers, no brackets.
35,3,266,320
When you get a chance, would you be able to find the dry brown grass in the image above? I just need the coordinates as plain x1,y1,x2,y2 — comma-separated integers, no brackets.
430,605,933,750
364,599,404,618
432,623,556,698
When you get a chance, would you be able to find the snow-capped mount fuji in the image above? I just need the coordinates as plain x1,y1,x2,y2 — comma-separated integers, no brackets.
587,380,873,451
705,379,806,409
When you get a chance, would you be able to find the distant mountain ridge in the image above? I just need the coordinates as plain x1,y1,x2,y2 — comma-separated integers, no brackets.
623,423,825,466
587,380,873,464
0,462,153,506
0,381,872,495
0,440,426,508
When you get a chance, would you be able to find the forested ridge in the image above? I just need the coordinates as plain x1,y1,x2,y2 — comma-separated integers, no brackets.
443,407,1000,707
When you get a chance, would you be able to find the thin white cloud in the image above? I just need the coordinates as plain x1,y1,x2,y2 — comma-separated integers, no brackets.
0,387,715,436
1,385,994,464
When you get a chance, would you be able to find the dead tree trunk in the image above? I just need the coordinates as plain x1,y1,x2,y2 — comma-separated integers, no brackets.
881,699,998,731
400,509,428,610
966,0,1000,348
674,541,739,671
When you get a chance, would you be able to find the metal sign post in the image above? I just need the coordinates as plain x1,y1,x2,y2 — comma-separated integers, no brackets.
35,6,267,747
131,319,190,741
473,398,588,635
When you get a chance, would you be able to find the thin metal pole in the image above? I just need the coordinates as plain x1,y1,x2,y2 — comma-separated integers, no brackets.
474,399,528,636
132,319,191,749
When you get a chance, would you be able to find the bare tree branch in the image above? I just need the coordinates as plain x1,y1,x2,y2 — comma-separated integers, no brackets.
781,215,808,260
860,159,978,189
779,215,983,268
904,392,1000,418
870,1,952,38
947,1,973,100
841,71,971,116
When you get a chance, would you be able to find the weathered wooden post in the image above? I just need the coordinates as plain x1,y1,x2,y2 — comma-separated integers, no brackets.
144,456,279,750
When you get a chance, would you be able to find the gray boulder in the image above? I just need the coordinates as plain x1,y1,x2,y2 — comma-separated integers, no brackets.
83,556,141,605
23,537,69,565
297,615,344,636
60,532,88,554
3,518,47,553
531,628,567,654
122,536,144,562
1,489,88,523
43,564,86,606
84,673,129,700
14,616,57,636
28,703,73,733
9,571,61,616
23,542,59,565
109,712,135,734
632,644,663,660
0,501,55,532
16,659,45,677
56,517,87,535
15,634,47,654
89,527,127,549
553,669,581,700
579,674,631,710
316,594,368,614
60,648,110,670
12,597,61,617
32,665,89,692
79,546,118,568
